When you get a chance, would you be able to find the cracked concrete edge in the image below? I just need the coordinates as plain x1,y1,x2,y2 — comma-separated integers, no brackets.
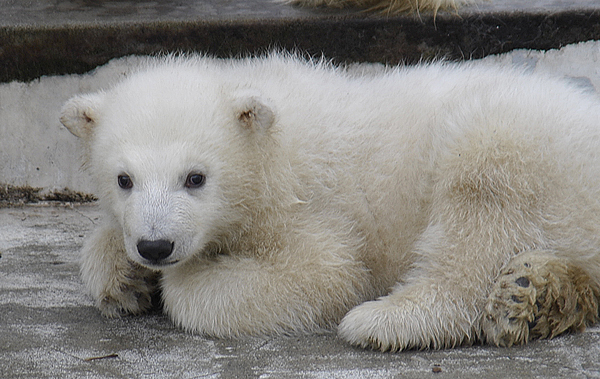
0,184,96,207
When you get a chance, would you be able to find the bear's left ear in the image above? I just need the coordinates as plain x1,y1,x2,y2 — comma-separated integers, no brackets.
232,90,275,133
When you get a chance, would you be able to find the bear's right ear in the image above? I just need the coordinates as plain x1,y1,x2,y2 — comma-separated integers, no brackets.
60,93,104,139
231,90,275,133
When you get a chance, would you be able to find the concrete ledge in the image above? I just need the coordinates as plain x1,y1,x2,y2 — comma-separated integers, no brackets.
2,0,600,83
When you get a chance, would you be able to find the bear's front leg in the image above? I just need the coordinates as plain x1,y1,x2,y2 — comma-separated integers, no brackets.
80,223,160,317
159,231,375,337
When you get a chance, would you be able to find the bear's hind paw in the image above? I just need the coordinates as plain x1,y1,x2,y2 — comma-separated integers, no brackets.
483,250,599,347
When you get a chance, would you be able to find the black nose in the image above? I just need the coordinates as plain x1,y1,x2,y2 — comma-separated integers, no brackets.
137,239,174,262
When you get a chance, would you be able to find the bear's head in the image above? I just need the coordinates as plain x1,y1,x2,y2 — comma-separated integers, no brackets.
60,63,279,269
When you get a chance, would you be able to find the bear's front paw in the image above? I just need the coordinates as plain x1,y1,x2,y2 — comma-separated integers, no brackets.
97,265,160,318
483,250,599,347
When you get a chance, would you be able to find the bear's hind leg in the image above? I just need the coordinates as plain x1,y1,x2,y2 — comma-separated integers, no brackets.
483,249,600,347
340,123,566,351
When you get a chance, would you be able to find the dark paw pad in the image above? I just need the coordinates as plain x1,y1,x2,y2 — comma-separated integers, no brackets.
515,276,530,288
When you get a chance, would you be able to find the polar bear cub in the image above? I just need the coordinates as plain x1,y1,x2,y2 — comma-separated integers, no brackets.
61,53,600,351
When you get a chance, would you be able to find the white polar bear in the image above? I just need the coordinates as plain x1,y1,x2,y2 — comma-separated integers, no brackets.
60,53,600,351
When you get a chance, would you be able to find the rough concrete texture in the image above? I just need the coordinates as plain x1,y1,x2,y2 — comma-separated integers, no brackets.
2,205,600,378
2,41,600,197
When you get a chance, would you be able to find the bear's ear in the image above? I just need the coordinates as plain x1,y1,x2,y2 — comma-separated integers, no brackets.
60,93,104,139
232,90,275,133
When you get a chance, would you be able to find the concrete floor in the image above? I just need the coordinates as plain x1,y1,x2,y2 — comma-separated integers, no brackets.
2,205,600,379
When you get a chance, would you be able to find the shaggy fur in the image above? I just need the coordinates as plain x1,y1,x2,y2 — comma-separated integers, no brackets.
61,53,600,351
287,0,473,15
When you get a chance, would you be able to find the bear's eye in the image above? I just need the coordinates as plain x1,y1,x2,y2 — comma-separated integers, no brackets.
185,173,206,189
117,174,133,189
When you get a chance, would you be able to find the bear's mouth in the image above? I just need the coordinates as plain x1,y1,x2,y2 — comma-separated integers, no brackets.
141,259,180,269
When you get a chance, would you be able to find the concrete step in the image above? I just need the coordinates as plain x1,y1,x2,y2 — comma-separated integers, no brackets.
2,0,600,83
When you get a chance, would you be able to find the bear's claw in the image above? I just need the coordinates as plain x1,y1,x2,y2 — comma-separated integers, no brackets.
97,265,160,318
483,250,600,347
99,290,151,318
